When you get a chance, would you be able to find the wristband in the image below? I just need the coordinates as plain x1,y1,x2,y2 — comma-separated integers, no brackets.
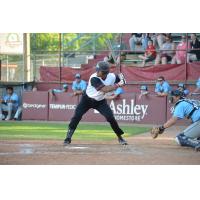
159,125,165,131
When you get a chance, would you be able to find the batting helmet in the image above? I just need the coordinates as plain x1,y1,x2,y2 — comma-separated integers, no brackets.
96,61,110,74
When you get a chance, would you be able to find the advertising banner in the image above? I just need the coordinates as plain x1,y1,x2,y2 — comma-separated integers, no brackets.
48,93,78,121
22,92,49,120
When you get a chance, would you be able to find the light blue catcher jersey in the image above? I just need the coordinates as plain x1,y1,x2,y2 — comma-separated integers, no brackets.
155,81,171,93
72,80,87,92
173,100,200,122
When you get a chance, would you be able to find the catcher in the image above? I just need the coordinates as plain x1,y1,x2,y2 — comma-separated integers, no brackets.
151,89,200,151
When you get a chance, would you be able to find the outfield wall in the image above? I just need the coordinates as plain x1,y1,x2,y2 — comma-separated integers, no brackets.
22,91,179,125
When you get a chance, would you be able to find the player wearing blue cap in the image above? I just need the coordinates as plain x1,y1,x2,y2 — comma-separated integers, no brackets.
155,76,171,97
50,84,68,100
72,73,87,96
152,89,200,151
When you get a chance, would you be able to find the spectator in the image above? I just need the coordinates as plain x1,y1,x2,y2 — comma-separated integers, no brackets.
155,33,166,49
155,76,171,97
129,33,148,51
32,86,38,92
188,33,200,62
50,83,68,100
0,86,22,120
155,35,175,65
72,73,87,96
147,33,157,47
104,52,126,65
104,52,115,64
138,40,156,67
105,35,127,65
177,83,190,97
105,87,125,100
191,77,200,94
172,35,191,64
138,85,149,100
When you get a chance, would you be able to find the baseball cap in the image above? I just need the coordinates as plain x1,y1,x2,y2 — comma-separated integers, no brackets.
178,83,185,88
140,85,148,91
75,73,81,79
62,84,68,88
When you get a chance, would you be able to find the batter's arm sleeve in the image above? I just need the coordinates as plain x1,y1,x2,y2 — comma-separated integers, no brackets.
114,74,121,84
90,77,105,91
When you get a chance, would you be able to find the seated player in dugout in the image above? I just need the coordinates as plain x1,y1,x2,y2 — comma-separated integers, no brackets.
151,89,200,151
64,61,127,145
50,83,68,100
0,86,22,121
72,73,87,96
155,76,171,97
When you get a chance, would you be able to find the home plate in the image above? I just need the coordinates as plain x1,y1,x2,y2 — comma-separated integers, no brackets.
65,146,89,150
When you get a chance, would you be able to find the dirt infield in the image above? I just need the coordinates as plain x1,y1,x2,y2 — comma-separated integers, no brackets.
0,126,200,165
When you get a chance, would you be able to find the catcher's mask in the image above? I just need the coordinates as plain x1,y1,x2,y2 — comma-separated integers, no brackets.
96,61,110,75
169,89,184,103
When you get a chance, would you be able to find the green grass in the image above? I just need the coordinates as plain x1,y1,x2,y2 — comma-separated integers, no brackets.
0,121,150,141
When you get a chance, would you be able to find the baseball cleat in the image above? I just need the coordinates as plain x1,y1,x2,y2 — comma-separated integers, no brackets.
118,137,128,145
64,138,71,145
195,143,200,152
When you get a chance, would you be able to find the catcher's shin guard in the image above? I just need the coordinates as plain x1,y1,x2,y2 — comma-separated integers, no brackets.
175,133,200,149
64,129,75,145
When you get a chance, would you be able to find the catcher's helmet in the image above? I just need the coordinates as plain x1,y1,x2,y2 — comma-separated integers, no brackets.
96,61,110,74
171,89,184,97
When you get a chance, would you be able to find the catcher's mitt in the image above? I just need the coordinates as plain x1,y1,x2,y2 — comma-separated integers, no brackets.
151,126,165,139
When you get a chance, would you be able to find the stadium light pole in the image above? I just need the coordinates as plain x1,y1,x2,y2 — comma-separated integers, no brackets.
0,60,1,81
23,33,31,82
59,33,62,86
185,33,188,82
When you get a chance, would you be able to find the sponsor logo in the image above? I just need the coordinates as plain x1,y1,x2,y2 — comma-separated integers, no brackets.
49,104,76,110
23,103,46,109
93,99,148,122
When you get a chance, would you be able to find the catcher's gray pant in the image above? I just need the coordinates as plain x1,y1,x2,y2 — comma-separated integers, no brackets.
182,120,200,139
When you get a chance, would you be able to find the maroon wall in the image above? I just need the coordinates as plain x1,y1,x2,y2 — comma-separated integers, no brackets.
22,91,49,120
22,91,170,124
48,93,78,121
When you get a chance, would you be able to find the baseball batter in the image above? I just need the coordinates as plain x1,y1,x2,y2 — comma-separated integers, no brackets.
151,89,200,151
64,61,127,145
